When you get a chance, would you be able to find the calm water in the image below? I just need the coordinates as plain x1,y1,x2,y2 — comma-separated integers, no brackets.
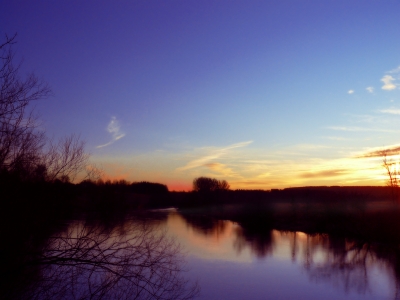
163,210,395,300
15,209,399,299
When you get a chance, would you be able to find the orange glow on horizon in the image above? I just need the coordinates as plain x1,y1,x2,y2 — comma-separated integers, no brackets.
167,182,192,192
91,153,389,191
95,174,385,191
96,172,192,191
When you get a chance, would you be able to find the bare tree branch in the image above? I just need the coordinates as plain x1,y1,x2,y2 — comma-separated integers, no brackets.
382,151,399,202
0,33,51,179
44,134,90,182
20,220,199,300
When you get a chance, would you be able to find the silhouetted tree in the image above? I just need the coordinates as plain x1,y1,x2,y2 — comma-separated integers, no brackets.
218,179,230,190
0,34,51,179
44,134,89,182
192,177,230,192
382,151,399,201
131,181,169,194
0,34,90,182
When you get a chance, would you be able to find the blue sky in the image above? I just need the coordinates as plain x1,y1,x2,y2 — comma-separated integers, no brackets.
2,1,400,190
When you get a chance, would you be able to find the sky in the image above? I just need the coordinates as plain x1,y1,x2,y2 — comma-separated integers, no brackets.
2,1,400,190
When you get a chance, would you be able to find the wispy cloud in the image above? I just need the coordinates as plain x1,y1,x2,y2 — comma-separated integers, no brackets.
381,75,397,91
379,108,400,115
290,144,329,151
257,172,271,178
177,141,253,171
357,144,400,158
204,162,241,177
387,65,400,74
96,116,125,148
345,113,379,124
299,169,348,179
366,86,374,93
327,126,397,133
322,136,348,141
348,90,354,94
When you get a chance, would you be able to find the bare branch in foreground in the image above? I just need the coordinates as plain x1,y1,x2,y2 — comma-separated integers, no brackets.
22,220,199,300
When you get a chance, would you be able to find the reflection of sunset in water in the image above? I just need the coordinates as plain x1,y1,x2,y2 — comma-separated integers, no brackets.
163,211,395,299
166,215,327,264
165,212,253,262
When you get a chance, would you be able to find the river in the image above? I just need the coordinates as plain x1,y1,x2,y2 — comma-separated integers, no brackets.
164,210,395,300
12,208,399,299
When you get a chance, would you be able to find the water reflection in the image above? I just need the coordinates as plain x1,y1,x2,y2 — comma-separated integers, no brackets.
233,225,274,258
11,215,199,300
166,212,251,262
170,211,399,299
286,233,373,294
7,209,400,299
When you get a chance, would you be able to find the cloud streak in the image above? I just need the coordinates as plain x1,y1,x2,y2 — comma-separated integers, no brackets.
299,169,348,179
96,116,125,148
357,144,400,158
204,162,240,177
327,126,398,133
177,141,253,171
387,65,400,74
379,108,400,115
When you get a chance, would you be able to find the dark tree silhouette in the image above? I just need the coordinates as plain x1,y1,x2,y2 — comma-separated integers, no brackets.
0,34,90,182
382,151,399,202
44,134,89,182
131,181,169,194
192,177,230,192
0,34,50,179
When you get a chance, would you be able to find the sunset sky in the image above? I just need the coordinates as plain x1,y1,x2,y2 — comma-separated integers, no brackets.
2,1,400,190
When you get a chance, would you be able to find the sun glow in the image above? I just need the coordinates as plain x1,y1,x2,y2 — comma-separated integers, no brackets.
93,148,389,190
